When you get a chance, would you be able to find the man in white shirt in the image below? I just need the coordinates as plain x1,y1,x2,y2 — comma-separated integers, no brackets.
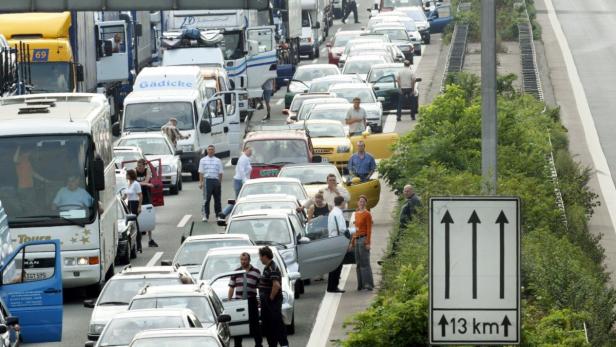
233,147,253,197
345,97,368,135
326,196,347,293
198,145,224,222
396,60,417,121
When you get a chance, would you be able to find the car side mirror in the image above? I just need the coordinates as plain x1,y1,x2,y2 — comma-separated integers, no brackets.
175,149,183,155
112,122,121,137
231,157,238,165
93,156,106,191
290,115,297,121
298,236,311,244
0,325,7,335
218,314,232,323
377,96,385,102
85,341,96,347
126,214,137,222
282,109,289,115
311,155,322,163
160,259,172,266
76,64,85,82
416,77,423,82
373,86,380,91
288,271,301,281
200,120,212,134
83,299,95,308
5,316,18,326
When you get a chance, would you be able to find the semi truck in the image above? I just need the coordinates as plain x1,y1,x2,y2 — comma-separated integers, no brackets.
300,0,333,59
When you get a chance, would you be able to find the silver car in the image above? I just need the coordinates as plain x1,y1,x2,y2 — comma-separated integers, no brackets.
129,328,223,347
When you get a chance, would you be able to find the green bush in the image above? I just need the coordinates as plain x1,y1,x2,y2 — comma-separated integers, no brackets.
342,74,615,345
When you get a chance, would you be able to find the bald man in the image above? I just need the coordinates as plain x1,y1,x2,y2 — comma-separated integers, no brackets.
399,184,421,229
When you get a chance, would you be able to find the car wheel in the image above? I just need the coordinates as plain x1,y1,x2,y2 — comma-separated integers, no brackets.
425,35,431,44
191,171,199,181
315,45,320,58
286,313,295,335
130,240,137,259
169,179,179,195
308,50,314,59
177,174,183,191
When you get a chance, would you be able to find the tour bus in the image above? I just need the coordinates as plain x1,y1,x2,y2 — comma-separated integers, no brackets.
0,93,117,294
114,66,241,179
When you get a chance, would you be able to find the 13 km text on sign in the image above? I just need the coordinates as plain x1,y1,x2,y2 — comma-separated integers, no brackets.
429,196,520,344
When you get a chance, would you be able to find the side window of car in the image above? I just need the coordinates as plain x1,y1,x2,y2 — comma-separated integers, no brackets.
289,214,305,238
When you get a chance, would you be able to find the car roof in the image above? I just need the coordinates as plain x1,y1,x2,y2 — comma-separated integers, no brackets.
296,64,339,71
132,328,219,339
372,23,407,29
301,98,349,106
311,103,352,110
117,265,180,276
244,130,308,141
335,30,363,37
112,308,193,319
236,194,299,203
133,283,212,298
280,162,339,170
119,132,168,140
184,233,252,243
370,63,405,69
304,119,345,127
113,146,142,152
345,55,389,62
243,177,302,185
329,83,373,90
311,75,359,82
230,209,293,220
206,245,277,257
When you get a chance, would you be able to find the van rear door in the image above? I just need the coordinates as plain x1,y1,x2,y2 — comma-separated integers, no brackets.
214,91,242,159
0,240,63,343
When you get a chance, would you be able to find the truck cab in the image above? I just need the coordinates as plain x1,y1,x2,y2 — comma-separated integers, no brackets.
300,0,325,59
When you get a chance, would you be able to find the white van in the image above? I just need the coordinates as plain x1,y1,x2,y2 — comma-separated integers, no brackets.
113,66,240,180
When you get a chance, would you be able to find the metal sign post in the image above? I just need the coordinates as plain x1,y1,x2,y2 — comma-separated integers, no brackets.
481,0,497,194
429,196,520,345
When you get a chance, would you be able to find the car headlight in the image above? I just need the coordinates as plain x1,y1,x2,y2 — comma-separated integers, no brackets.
337,145,351,153
162,165,176,174
89,323,105,335
179,144,194,152
288,82,306,93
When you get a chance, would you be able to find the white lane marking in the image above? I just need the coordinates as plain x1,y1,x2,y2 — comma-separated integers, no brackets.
544,0,616,234
276,98,284,106
177,214,192,228
383,115,397,133
225,160,232,167
146,252,164,267
306,264,352,347
337,27,341,33
312,58,319,64
321,47,327,54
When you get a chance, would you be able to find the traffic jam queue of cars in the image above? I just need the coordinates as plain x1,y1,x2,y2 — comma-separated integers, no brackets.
0,1,453,346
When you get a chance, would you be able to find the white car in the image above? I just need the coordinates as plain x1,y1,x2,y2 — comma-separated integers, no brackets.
328,83,385,133
116,133,183,194
293,98,349,124
229,194,303,219
163,234,254,275
370,15,423,54
285,64,341,108
128,284,231,346
84,266,194,341
199,245,300,334
341,55,391,82
237,177,309,206
128,328,223,347
307,75,363,93
87,309,202,347
395,6,432,43
370,23,416,59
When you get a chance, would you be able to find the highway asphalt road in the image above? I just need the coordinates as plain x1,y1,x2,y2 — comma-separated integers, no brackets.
26,0,438,345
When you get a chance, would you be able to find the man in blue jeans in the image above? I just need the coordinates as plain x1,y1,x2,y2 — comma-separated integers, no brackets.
198,145,224,222
218,147,253,221
396,60,417,121
348,141,376,182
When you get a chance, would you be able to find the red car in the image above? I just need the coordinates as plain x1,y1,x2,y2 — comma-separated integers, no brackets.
326,30,362,65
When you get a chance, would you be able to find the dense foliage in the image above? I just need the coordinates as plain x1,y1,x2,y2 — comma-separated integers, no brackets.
341,74,615,346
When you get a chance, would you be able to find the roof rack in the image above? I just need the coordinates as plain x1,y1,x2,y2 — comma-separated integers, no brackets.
25,98,56,107
18,105,50,114
138,283,151,295
245,123,305,133
161,29,224,50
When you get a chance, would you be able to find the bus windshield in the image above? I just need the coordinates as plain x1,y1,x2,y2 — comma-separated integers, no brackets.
27,62,72,93
0,135,95,225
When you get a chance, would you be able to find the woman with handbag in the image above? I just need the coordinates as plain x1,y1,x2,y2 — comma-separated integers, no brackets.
352,195,374,290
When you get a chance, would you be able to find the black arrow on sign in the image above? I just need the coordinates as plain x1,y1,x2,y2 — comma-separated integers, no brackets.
468,210,481,299
501,315,512,337
441,211,454,299
438,314,448,337
496,210,509,299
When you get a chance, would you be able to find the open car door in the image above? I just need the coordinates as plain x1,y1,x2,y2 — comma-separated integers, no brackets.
296,215,349,280
121,159,164,207
428,5,453,33
0,240,63,343
213,91,242,159
207,272,250,337
349,132,400,159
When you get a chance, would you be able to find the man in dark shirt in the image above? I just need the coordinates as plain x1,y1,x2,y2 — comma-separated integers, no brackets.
229,252,263,347
258,246,288,347
399,184,421,229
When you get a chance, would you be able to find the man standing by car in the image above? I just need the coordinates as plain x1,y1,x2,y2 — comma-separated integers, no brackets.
345,97,367,135
198,145,223,222
327,195,348,293
348,141,376,182
229,252,263,347
396,60,417,121
161,117,190,148
258,246,289,347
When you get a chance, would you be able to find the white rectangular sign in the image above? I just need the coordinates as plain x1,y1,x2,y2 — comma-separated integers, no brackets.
429,196,520,345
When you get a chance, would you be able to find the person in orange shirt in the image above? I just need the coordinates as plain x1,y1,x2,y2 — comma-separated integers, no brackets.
352,195,374,291
13,145,48,212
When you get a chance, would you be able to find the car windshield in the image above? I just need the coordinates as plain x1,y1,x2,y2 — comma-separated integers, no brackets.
233,201,297,215
0,135,95,226
395,19,418,31
294,67,339,82
403,8,426,21
131,336,220,347
247,139,309,165
99,316,185,346
201,251,263,280
129,296,215,323
117,138,172,156
239,182,306,200
113,151,141,168
309,80,347,93
175,239,252,266
98,277,183,305
124,102,194,132
333,34,359,47
344,40,381,53
306,123,346,138
307,107,349,122
368,67,402,83
227,218,292,246
291,95,333,112
373,29,408,41
330,88,376,103
343,60,386,75
279,166,340,185
27,62,72,93
382,0,422,7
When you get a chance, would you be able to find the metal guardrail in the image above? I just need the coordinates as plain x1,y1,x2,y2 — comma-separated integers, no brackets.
517,1,544,101
440,2,471,91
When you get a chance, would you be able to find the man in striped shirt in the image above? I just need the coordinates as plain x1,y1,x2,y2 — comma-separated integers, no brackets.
198,145,224,222
228,252,263,347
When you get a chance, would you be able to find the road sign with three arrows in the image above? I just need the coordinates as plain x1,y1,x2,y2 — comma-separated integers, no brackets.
429,196,520,344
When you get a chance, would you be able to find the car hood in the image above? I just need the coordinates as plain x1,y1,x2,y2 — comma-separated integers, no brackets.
303,184,328,198
361,102,382,114
144,154,176,167
91,305,129,326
